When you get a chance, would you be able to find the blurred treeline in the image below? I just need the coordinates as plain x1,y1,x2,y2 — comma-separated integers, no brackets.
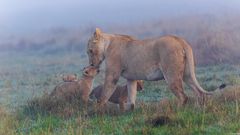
1,14,240,65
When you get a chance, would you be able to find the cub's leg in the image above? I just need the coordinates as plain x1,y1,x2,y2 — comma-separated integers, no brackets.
119,94,128,112
119,99,125,112
81,94,89,108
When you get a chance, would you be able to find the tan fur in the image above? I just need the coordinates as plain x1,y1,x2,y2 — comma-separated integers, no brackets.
87,28,212,109
50,66,98,105
90,80,143,111
62,74,78,82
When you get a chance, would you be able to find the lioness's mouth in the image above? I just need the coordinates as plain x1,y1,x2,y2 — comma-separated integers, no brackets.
90,63,100,69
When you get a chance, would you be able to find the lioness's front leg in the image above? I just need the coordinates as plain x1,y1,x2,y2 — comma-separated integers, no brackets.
98,70,121,108
126,80,137,110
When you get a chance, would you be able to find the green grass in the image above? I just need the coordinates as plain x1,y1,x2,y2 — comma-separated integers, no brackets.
1,52,240,135
8,100,240,135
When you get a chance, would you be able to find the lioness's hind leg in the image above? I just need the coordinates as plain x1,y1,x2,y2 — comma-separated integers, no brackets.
184,78,202,96
168,79,188,106
161,62,187,106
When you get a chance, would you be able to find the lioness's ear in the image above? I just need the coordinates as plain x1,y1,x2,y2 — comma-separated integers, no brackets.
94,28,102,40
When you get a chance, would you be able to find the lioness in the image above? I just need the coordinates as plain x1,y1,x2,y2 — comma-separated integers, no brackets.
62,74,78,82
90,80,144,111
87,28,212,110
50,66,99,105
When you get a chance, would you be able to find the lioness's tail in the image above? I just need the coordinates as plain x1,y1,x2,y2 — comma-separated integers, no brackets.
182,40,213,95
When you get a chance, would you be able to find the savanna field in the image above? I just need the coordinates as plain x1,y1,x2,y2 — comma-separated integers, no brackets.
0,51,240,135
1,15,240,135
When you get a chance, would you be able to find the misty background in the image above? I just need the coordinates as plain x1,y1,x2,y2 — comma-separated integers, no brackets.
1,0,240,65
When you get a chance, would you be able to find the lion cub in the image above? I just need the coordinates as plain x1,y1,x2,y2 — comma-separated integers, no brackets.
90,80,144,111
50,66,99,105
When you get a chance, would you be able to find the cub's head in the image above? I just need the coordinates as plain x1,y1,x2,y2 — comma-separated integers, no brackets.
82,66,99,78
136,80,144,91
87,28,107,68
62,74,78,82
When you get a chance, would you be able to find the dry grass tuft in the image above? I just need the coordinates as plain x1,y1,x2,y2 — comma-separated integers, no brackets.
212,85,240,102
0,107,16,134
24,93,86,118
24,92,123,118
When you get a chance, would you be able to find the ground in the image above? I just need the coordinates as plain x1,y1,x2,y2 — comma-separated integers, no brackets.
0,52,240,135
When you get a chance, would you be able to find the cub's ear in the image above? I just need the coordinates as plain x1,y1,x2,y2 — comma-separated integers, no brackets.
83,70,89,76
94,28,102,40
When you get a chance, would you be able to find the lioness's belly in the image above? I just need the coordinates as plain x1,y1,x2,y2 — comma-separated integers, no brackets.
121,65,164,81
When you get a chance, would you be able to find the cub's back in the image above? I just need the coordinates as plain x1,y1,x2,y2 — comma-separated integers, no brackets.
109,85,127,103
90,85,127,104
51,82,81,98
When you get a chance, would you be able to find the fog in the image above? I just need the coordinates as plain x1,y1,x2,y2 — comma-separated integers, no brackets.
1,0,240,65
1,0,240,35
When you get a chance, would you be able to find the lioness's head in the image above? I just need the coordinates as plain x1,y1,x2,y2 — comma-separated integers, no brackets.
136,80,144,91
87,28,108,67
82,66,99,78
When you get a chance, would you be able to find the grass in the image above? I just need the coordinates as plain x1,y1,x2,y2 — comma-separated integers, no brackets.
10,99,240,135
0,52,240,134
